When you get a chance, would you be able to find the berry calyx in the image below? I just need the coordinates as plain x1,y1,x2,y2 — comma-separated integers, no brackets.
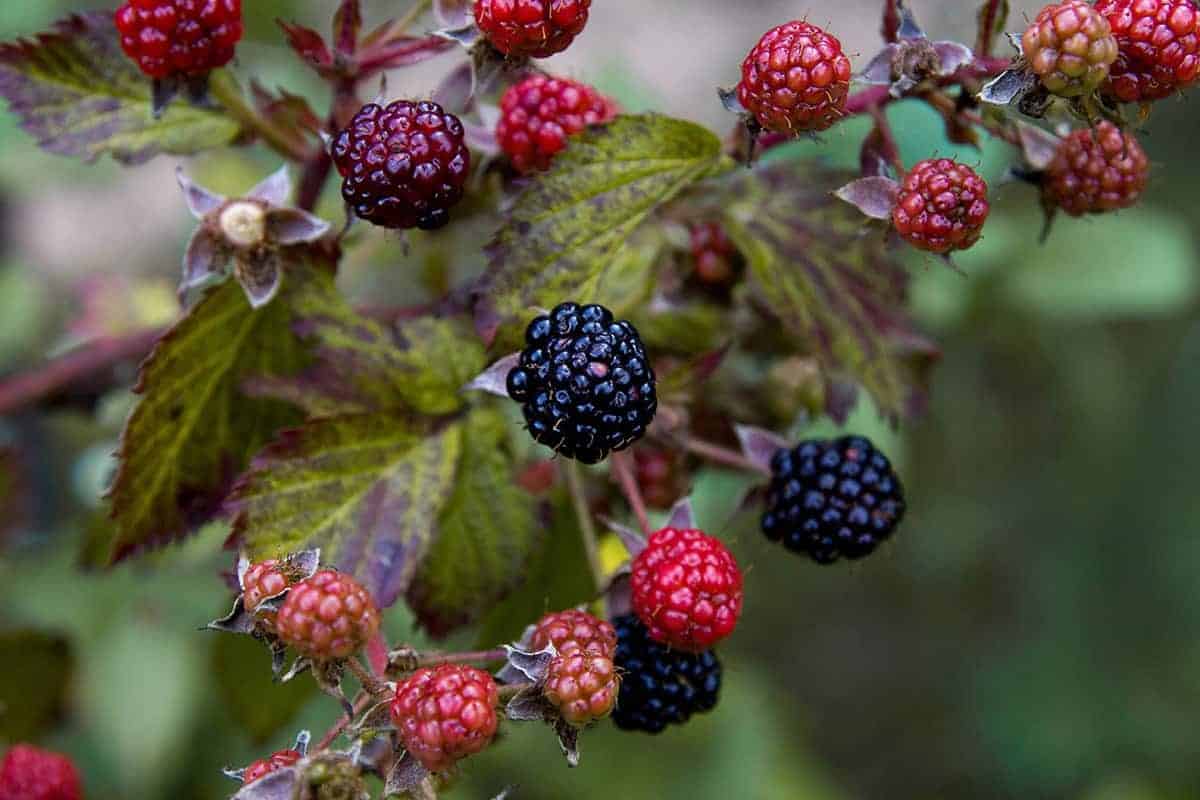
629,527,743,652
1042,121,1149,216
497,75,618,173
736,21,853,134
115,0,243,81
331,100,471,231
689,222,742,287
611,614,722,734
506,302,657,465
473,0,591,59
0,744,82,800
891,158,990,254
274,570,380,661
529,609,620,726
243,750,302,784
391,664,499,773
1096,0,1200,102
761,435,906,564
1022,0,1119,96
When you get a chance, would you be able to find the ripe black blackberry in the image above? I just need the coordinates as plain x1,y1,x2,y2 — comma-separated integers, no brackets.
761,435,906,564
611,614,721,734
506,303,656,464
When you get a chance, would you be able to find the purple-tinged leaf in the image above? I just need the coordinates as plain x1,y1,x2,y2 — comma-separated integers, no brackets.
385,752,430,796
897,0,926,39
177,168,225,218
859,127,894,179
266,208,332,245
463,353,519,397
180,228,229,301
498,644,556,684
433,62,475,114
231,414,464,609
436,24,482,48
230,766,302,800
464,121,500,155
0,13,240,164
277,20,333,71
735,425,791,474
357,34,457,76
979,68,1038,106
666,497,696,530
333,0,363,56
933,41,975,76
604,571,633,618
834,176,900,220
603,518,647,558
248,166,293,207
860,45,899,85
234,252,283,310
435,0,473,29
1017,121,1062,171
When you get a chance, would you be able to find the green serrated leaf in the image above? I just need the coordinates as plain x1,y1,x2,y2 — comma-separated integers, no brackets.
0,13,240,164
211,633,316,744
233,413,463,608
105,271,324,564
407,407,539,637
0,630,73,742
721,162,937,423
255,291,486,416
477,114,730,339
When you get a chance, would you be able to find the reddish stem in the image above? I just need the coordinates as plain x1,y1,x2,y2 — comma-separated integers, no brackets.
682,436,770,476
882,0,902,43
867,105,906,176
415,648,507,668
976,0,1007,57
610,450,652,536
314,691,374,751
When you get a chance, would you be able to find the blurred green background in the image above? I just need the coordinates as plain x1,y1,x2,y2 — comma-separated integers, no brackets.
2,1,1199,798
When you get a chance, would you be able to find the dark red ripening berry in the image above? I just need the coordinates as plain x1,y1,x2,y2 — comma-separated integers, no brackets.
736,21,853,134
529,609,620,725
497,75,618,173
1022,0,1119,96
242,750,302,785
689,222,741,287
331,100,471,231
630,527,743,652
391,665,499,772
474,0,591,59
892,158,990,254
1043,121,1149,216
0,745,82,800
1095,0,1200,101
274,569,381,661
115,0,243,80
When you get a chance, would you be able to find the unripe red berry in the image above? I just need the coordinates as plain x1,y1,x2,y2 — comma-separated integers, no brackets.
0,745,81,800
1022,0,1119,96
689,222,741,288
274,570,380,661
243,750,302,784
736,21,853,134
1096,0,1200,101
114,0,243,80
891,158,990,254
529,609,620,725
331,100,471,231
391,665,499,772
630,527,744,652
474,0,591,59
1043,121,1149,216
497,75,618,173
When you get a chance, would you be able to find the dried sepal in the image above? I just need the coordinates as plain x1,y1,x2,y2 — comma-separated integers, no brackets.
229,765,303,799
206,595,258,635
497,643,556,685
384,751,431,796
463,352,520,397
834,176,900,221
735,424,791,474
666,497,696,530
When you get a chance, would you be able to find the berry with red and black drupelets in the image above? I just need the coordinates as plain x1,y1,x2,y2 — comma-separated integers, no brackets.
274,569,380,661
892,158,990,254
391,664,499,773
242,750,302,784
1022,0,1119,97
0,744,82,800
474,0,591,59
1095,0,1200,102
629,526,743,652
506,303,657,465
761,435,906,564
497,75,618,173
611,614,722,734
529,609,620,726
331,100,471,231
115,0,243,81
688,222,742,289
1042,121,1149,216
736,21,853,135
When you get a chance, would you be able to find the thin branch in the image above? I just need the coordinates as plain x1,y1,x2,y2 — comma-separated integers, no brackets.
610,451,651,536
681,436,771,476
562,460,605,592
976,0,1007,58
208,69,311,163
413,648,508,668
314,690,374,751
345,657,388,696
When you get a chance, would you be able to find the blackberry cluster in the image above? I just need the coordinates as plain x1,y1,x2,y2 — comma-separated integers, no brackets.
761,436,906,564
506,303,657,464
611,614,721,734
331,100,471,231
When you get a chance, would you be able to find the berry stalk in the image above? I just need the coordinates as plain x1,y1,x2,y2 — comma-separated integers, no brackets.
610,450,652,536
562,460,606,591
208,69,311,163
